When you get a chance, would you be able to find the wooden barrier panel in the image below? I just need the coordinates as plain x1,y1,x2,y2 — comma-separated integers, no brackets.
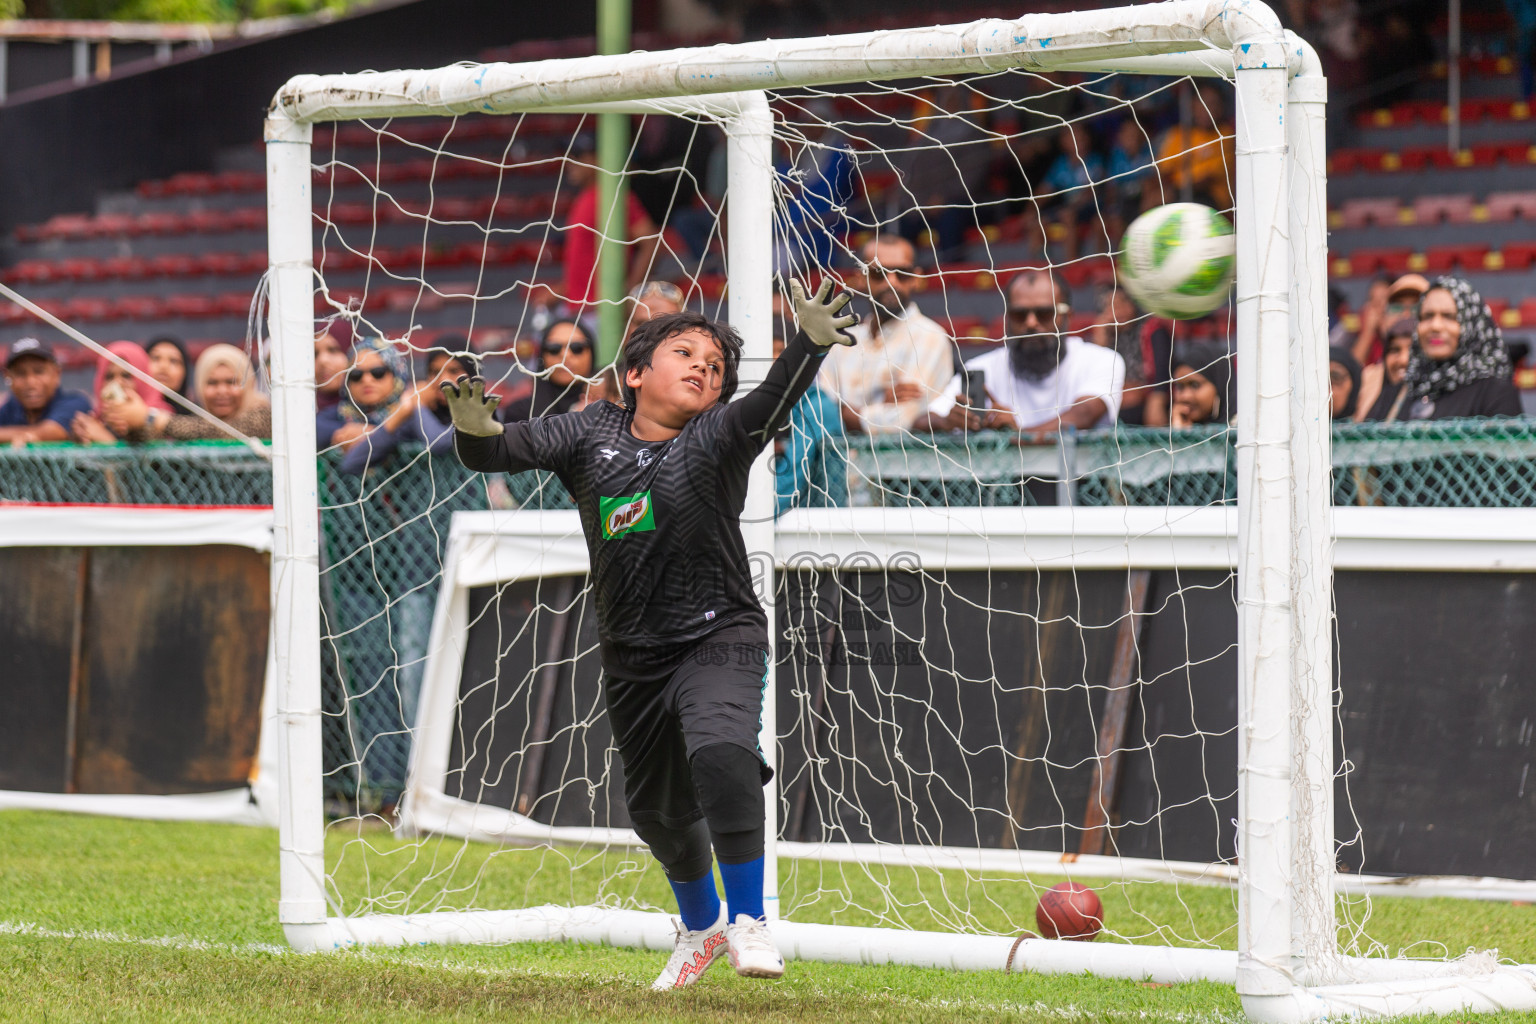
0,545,268,796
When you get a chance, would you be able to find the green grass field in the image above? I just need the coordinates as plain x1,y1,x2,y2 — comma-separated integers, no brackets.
3,810,1535,1023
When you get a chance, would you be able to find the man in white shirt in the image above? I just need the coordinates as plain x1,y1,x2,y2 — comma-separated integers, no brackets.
819,235,958,434
921,270,1124,438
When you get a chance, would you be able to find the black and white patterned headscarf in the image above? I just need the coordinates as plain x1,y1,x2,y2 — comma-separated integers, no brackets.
1404,276,1511,402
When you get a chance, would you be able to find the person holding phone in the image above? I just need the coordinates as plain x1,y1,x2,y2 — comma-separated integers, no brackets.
818,235,958,434
920,270,1124,438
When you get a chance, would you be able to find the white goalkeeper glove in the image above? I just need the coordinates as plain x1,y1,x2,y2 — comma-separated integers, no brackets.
791,278,859,348
440,375,502,437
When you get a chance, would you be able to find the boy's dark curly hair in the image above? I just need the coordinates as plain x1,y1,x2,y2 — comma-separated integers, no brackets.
618,310,743,410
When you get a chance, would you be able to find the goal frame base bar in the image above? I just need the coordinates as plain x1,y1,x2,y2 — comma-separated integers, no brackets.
285,905,1536,1020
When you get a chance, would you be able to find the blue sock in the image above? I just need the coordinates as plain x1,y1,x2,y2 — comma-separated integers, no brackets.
667,872,721,933
717,856,765,922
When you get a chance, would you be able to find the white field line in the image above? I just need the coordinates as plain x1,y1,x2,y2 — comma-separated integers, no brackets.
0,919,1243,1022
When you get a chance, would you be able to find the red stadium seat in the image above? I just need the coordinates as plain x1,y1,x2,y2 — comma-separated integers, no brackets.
215,292,254,317
87,213,136,238
163,294,219,318
227,207,265,231
39,214,94,241
185,210,233,233
8,260,56,283
63,297,112,321
202,252,250,276
57,258,101,281
112,296,164,320
166,172,218,196
1520,298,1536,328
1500,242,1536,271
136,212,186,235
99,256,150,280
1423,244,1490,272
149,254,202,278
214,170,264,193
1348,248,1414,275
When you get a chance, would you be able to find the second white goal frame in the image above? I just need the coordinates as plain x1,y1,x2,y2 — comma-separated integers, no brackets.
262,2,1536,1019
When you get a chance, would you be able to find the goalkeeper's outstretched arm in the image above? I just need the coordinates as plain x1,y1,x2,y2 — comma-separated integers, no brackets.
443,376,581,475
729,278,858,451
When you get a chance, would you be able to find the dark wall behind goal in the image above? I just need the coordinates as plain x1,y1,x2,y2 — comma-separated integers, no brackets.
450,568,1536,882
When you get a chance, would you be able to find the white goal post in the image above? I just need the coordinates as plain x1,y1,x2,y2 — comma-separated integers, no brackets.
263,2,1536,1019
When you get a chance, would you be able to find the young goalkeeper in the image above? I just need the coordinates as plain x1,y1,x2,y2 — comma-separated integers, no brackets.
441,280,857,989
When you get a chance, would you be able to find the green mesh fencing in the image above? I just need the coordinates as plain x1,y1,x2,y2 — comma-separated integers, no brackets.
316,446,489,806
4,419,1535,806
0,440,273,505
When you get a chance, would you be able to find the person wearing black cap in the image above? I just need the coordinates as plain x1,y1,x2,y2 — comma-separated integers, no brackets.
0,338,92,445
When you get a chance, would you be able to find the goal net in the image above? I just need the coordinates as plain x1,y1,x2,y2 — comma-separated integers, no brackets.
264,2,1536,1018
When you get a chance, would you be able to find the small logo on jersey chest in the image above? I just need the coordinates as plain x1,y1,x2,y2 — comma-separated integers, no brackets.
600,448,620,461
600,491,656,539
636,448,655,468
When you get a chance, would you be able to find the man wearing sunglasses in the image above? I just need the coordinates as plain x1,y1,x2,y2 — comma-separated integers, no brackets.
818,235,958,435
922,270,1124,438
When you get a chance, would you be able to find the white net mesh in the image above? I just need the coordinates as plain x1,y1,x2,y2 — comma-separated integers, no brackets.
304,64,1343,958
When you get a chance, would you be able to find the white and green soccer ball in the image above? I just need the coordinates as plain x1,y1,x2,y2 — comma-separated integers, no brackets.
1117,203,1235,320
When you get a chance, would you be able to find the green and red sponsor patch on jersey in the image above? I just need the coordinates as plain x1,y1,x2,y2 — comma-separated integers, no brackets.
600,491,656,539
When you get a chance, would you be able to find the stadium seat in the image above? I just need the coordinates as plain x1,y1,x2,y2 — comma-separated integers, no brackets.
163,294,219,318
38,214,94,241
1520,298,1536,328
202,252,251,276
137,212,186,235
1501,242,1536,271
215,292,254,317
87,213,136,238
166,172,218,196
100,256,151,280
226,208,265,231
1347,248,1414,275
1486,191,1536,221
1340,198,1401,228
1412,195,1477,224
1423,244,1491,272
63,297,112,321
112,296,164,320
57,258,101,281
214,170,264,193
185,210,233,233
149,254,202,278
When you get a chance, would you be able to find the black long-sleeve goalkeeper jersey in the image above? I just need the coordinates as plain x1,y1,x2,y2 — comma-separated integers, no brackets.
454,330,829,680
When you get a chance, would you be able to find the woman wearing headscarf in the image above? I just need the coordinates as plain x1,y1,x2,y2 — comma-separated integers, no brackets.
143,335,191,400
1399,277,1522,420
73,341,175,443
499,319,595,422
335,335,452,475
1356,316,1415,422
142,334,190,402
1168,343,1236,427
117,343,272,440
314,319,355,448
1328,346,1362,420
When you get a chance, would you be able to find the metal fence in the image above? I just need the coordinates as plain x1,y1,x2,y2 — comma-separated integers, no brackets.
5,418,1534,803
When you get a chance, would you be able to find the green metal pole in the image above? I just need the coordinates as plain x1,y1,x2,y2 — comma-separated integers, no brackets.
595,0,632,366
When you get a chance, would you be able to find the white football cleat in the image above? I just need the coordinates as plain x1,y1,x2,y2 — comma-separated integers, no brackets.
651,910,730,991
726,913,785,979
